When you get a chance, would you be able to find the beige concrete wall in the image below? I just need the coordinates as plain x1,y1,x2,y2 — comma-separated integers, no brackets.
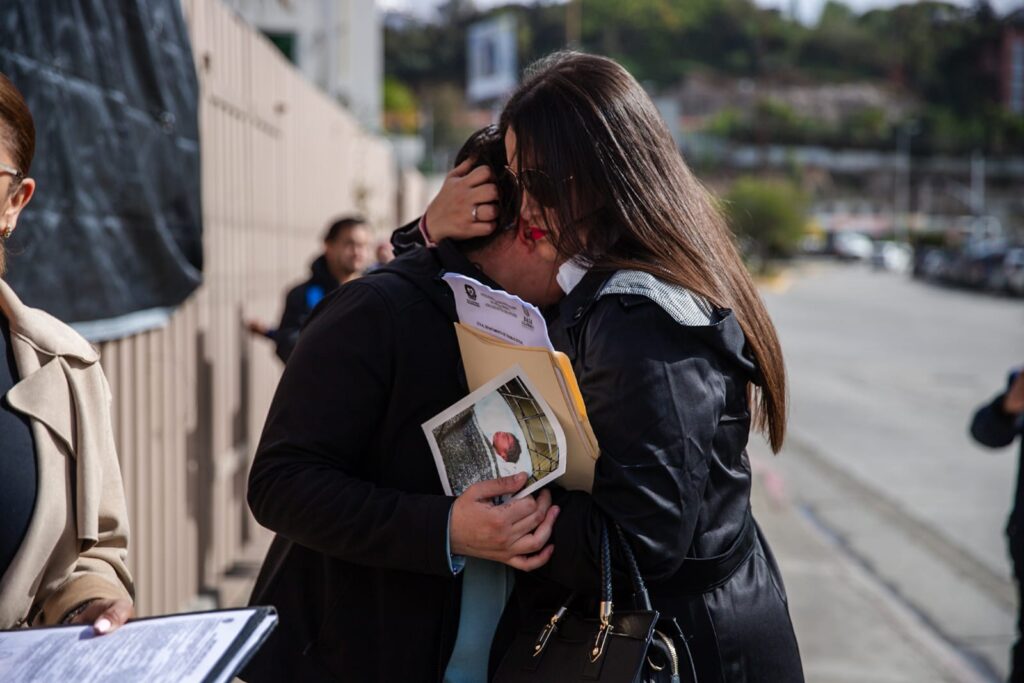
95,0,422,616
398,167,430,227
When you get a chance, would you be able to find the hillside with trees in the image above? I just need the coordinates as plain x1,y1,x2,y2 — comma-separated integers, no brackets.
384,0,1024,161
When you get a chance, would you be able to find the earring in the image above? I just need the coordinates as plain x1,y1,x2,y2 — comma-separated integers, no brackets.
0,225,10,239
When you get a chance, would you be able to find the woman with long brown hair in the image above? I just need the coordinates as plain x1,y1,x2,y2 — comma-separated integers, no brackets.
424,52,803,681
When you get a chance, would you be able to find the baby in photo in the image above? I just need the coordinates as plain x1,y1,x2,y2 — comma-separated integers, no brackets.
423,367,566,500
490,430,531,479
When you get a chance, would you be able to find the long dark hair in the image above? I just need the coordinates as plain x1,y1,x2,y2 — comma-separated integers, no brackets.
500,52,788,452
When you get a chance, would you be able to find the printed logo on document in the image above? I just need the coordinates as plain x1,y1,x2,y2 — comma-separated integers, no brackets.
521,305,535,330
465,284,480,307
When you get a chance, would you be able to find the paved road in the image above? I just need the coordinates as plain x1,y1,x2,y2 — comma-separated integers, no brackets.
751,439,989,683
759,261,1024,680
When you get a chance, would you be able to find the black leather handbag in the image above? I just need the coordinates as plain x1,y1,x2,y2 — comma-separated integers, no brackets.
494,522,693,683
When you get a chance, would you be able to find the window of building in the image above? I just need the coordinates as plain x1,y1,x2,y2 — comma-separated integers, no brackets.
265,32,297,64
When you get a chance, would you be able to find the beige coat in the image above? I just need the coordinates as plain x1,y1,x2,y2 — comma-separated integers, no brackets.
0,279,133,627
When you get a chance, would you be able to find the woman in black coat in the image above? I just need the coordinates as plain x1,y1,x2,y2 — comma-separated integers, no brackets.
423,52,804,682
495,269,804,682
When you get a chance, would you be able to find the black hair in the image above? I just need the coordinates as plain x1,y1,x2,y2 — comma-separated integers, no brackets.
453,125,517,254
504,434,522,464
324,216,366,243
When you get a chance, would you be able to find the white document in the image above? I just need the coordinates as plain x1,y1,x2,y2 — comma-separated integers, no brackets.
0,607,277,683
443,272,552,349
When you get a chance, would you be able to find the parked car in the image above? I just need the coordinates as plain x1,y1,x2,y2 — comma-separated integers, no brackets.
871,241,913,273
969,252,1009,291
937,242,999,289
913,246,947,280
833,232,874,261
996,248,1024,296
921,249,953,282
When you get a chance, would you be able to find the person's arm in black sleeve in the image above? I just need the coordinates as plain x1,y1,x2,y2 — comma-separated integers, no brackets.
391,161,500,256
391,218,427,256
536,301,719,591
248,282,455,577
273,285,306,363
971,390,1021,449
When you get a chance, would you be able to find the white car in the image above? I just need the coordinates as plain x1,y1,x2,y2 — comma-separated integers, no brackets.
872,241,913,273
834,232,874,261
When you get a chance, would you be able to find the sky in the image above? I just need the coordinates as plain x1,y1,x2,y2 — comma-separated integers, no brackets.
378,0,1022,25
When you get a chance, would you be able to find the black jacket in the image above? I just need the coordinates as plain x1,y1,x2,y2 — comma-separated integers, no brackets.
243,244,502,682
491,270,804,683
273,255,340,362
389,225,804,681
971,372,1024,540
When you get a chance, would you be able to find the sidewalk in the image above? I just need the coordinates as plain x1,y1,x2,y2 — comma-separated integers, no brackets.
750,439,995,683
224,445,1000,681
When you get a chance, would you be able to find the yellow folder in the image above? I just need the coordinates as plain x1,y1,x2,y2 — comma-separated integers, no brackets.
454,322,599,492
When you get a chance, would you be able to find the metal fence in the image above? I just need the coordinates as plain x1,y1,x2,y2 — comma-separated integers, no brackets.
95,0,426,616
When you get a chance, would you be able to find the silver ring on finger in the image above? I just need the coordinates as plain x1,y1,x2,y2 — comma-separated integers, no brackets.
472,204,479,222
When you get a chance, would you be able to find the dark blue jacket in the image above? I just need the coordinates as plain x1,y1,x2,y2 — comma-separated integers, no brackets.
273,255,339,362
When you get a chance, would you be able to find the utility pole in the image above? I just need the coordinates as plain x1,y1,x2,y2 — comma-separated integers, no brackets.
895,120,918,244
566,0,581,48
970,149,986,216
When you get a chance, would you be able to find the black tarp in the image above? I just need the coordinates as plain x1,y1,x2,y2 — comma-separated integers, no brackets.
0,1,202,338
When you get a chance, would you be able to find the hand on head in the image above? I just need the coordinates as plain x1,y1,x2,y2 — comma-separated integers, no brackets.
449,473,559,572
424,158,500,242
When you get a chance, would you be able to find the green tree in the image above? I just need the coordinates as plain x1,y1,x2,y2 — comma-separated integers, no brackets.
798,1,889,81
383,77,419,134
383,0,1020,157
577,0,787,84
725,177,808,268
843,107,891,147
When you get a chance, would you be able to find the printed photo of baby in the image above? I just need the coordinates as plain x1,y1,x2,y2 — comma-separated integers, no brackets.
490,431,529,479
423,367,566,499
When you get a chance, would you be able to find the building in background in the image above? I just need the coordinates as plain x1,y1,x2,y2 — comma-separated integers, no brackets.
999,9,1024,115
224,0,382,130
466,13,517,106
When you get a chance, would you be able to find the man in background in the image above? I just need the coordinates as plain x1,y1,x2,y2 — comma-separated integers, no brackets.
248,216,369,362
365,239,395,273
970,366,1024,682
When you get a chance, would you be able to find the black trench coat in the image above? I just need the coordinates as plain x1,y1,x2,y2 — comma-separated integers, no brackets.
490,269,805,683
